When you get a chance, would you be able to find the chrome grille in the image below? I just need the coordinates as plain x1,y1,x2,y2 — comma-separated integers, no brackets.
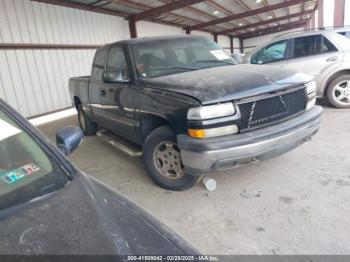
239,87,307,130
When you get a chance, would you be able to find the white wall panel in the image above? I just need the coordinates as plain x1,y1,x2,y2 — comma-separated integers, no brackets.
345,0,350,26
191,30,212,39
217,35,230,49
137,21,184,37
323,0,335,27
232,38,240,54
0,0,129,117
0,0,130,45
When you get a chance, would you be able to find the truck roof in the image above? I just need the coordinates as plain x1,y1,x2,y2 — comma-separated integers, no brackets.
102,35,208,48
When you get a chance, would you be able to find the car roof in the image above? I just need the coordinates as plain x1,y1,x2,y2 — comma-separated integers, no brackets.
272,27,350,41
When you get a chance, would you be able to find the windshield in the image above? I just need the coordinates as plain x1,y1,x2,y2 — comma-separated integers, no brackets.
0,108,69,210
132,37,235,78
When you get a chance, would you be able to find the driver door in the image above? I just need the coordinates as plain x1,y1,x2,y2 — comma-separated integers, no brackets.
100,45,139,142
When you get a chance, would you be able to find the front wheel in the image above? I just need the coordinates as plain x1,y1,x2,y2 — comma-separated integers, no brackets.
143,126,198,191
327,75,350,108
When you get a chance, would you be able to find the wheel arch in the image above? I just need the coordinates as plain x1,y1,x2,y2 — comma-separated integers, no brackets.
73,96,81,109
323,69,350,96
140,115,176,141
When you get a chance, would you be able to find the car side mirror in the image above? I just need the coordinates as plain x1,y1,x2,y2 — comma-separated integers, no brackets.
102,69,129,83
56,126,83,155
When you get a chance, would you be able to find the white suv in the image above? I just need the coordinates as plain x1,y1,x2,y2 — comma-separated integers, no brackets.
243,28,350,108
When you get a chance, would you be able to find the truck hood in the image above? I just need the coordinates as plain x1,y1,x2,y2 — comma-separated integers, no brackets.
0,173,197,255
142,64,313,105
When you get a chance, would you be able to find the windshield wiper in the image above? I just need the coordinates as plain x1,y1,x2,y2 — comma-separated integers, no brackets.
147,65,199,71
191,59,236,65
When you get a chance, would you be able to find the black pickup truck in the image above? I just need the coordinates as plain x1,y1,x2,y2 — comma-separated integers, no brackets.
69,35,322,191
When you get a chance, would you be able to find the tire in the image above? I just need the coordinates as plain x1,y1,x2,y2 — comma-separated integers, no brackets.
77,104,98,136
143,126,198,191
326,74,350,109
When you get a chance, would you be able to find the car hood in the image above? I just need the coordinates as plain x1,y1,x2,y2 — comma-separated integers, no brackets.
142,64,313,105
0,172,197,255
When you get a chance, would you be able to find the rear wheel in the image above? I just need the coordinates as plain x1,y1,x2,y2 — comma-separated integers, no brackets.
143,126,198,191
327,75,350,108
77,104,97,135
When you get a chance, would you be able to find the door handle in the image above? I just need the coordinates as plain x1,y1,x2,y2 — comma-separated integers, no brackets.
100,89,106,96
326,56,338,62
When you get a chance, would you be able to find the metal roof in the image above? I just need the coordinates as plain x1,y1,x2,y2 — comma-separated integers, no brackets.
32,0,318,39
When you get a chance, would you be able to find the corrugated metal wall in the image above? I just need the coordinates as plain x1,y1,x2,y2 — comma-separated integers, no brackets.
0,0,129,117
0,0,231,117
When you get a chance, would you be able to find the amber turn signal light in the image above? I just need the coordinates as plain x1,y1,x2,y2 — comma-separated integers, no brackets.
188,129,205,139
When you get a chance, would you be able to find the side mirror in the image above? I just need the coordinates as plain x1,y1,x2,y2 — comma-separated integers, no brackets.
102,69,129,83
56,126,83,155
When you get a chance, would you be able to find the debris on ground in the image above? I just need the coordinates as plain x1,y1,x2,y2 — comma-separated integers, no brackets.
256,226,265,232
240,189,261,199
202,177,217,191
119,180,131,186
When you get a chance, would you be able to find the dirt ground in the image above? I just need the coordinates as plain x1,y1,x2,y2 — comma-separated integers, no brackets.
39,102,350,255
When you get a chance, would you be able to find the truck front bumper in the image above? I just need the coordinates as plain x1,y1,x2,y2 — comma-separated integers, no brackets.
177,106,322,176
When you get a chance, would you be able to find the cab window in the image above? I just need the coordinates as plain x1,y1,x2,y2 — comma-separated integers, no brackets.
106,46,129,80
251,40,288,64
91,48,107,81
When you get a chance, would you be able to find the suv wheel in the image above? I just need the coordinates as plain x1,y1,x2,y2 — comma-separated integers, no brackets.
143,126,198,191
77,104,98,135
327,75,350,108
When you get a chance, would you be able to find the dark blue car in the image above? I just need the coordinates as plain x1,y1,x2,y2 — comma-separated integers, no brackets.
0,99,197,255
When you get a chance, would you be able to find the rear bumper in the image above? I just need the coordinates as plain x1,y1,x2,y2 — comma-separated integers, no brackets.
177,106,322,176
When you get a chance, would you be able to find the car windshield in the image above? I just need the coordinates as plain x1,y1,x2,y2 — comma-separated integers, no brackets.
132,37,235,78
0,108,69,210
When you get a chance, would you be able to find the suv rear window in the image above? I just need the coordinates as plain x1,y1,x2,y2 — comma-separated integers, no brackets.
293,35,337,58
338,31,350,39
293,35,322,58
322,37,337,52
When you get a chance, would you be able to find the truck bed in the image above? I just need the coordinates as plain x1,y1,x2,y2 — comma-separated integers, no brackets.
69,76,90,106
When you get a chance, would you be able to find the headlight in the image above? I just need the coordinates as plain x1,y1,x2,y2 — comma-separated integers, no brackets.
187,102,235,120
305,81,316,110
306,97,316,110
306,81,316,96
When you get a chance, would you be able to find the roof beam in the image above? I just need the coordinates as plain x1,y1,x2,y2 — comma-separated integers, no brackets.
219,11,312,35
238,20,309,39
235,0,264,23
158,0,230,31
186,0,307,31
31,0,128,17
31,0,215,34
206,0,248,28
130,0,206,21
112,0,213,30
